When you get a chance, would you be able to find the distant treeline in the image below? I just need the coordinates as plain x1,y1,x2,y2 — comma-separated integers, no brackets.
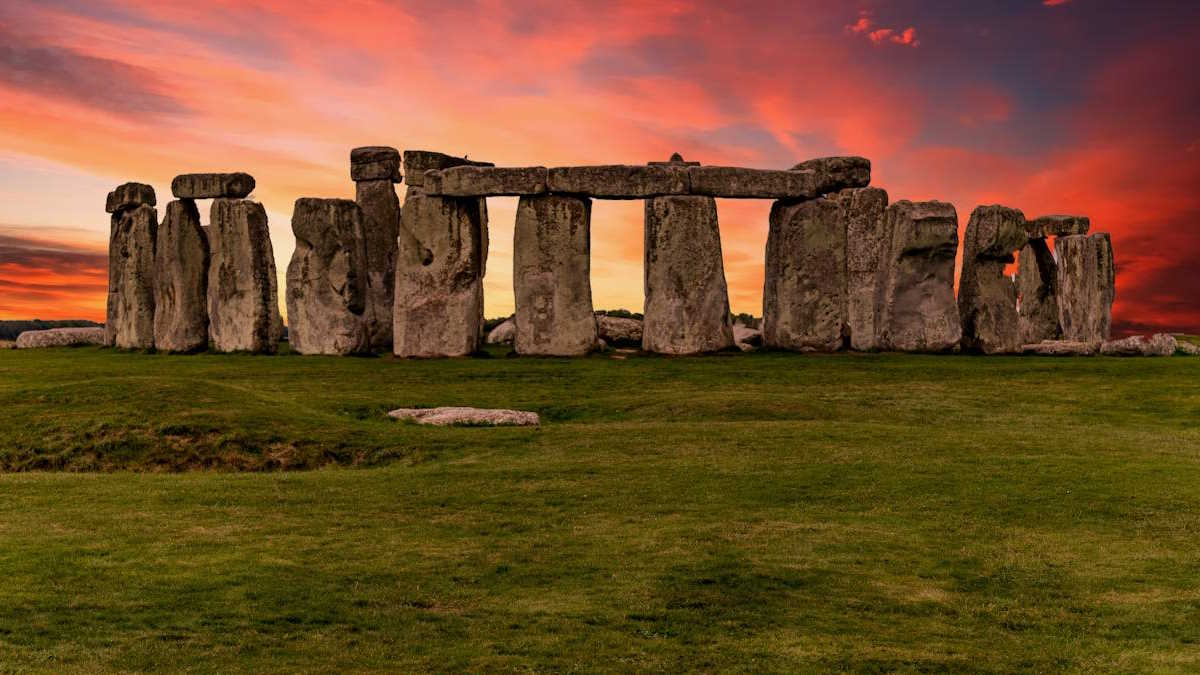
0,320,101,341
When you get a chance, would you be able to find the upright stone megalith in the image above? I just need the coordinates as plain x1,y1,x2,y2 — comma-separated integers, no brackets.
207,199,282,353
643,195,734,354
351,146,402,351
105,182,157,349
513,194,597,355
153,199,209,352
958,205,1027,354
874,200,961,352
394,151,489,357
286,198,369,355
1016,215,1089,345
762,186,887,352
1056,232,1115,343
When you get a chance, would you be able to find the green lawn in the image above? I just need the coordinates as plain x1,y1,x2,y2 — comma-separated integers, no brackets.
1,347,1198,672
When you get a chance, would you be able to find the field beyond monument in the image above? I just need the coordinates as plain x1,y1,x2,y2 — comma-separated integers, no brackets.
1,346,1198,670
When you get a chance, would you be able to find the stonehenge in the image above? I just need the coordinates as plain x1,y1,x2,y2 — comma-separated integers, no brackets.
958,205,1027,354
154,199,210,352
512,194,597,355
286,198,370,355
101,148,1124,360
352,146,402,351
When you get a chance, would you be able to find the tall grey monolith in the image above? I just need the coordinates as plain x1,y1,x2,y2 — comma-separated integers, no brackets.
1056,233,1114,343
153,199,209,352
207,199,282,353
874,200,961,352
105,185,158,349
513,194,597,355
1016,238,1061,344
286,198,370,355
958,205,1027,354
351,146,401,351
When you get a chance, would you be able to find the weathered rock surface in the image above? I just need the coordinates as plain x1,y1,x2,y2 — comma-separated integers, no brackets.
350,146,402,182
763,197,847,351
1017,238,1061,344
16,327,105,348
958,205,1028,354
388,406,539,427
841,187,889,350
1026,214,1089,239
1056,233,1115,343
1021,340,1099,356
597,315,642,348
548,165,688,199
513,194,597,355
171,173,255,199
355,175,401,351
0,340,14,349
874,200,961,352
105,182,156,214
688,165,867,200
394,188,488,357
105,203,157,349
1176,340,1200,356
643,196,734,354
402,151,492,188
207,199,282,353
733,322,762,351
789,156,872,189
487,318,515,344
285,198,369,355
1100,334,1177,356
153,200,209,352
426,166,548,197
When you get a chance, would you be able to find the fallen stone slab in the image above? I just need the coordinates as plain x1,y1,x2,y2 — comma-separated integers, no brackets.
790,156,872,189
874,200,961,352
171,173,255,199
548,165,688,199
1017,238,1061,344
402,150,492,188
733,322,762,351
16,327,105,348
1026,214,1089,239
0,340,14,349
1101,334,1177,356
154,200,210,352
1057,233,1115,343
106,203,158,349
1177,340,1200,355
207,199,283,353
425,166,548,197
106,182,156,214
643,195,734,354
958,205,1027,354
597,315,642,348
487,318,515,344
1021,340,1099,356
286,198,370,355
388,406,539,427
513,194,597,355
351,146,402,182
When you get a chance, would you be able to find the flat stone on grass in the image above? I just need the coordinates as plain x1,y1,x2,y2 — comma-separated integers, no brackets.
388,407,540,427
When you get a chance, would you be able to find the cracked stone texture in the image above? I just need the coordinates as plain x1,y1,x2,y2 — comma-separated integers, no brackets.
286,198,370,355
873,200,961,352
171,173,255,199
1056,233,1115,344
17,327,105,348
350,146,402,182
958,205,1028,354
105,182,156,214
355,179,401,351
207,199,282,353
763,197,846,351
153,200,210,352
513,194,597,355
841,187,889,350
393,187,488,357
642,195,734,354
105,203,157,349
1017,238,1062,344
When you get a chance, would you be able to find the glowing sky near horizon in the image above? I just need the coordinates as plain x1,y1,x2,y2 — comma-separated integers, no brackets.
0,0,1197,333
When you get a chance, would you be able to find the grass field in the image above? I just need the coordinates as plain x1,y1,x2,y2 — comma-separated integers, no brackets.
1,346,1198,671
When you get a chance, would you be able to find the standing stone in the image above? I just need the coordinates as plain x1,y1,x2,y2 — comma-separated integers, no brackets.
286,198,369,355
513,194,597,355
1057,233,1115,344
394,186,488,357
105,202,157,349
874,200,961,352
207,199,282,353
763,198,846,351
352,146,402,351
958,205,1028,354
842,188,889,350
153,200,209,352
643,195,734,354
1016,238,1061,344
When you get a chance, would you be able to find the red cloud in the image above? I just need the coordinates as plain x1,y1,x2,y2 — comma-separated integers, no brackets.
1043,0,1071,6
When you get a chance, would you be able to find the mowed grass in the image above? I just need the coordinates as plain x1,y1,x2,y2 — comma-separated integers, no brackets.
0,347,1199,672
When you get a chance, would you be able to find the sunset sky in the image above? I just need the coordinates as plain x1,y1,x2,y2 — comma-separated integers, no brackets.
0,0,1196,333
